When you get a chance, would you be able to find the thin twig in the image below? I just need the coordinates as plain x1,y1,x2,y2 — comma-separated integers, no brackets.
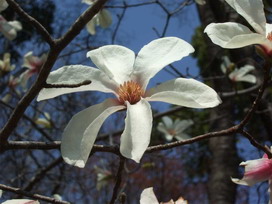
6,0,54,46
110,157,125,204
23,157,62,191
44,80,92,88
0,184,70,204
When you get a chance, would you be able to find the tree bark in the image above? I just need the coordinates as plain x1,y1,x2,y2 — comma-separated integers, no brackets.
197,1,239,203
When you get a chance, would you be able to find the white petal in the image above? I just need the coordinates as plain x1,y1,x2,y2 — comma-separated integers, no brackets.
86,18,96,35
0,0,8,12
146,78,221,108
82,0,94,5
87,45,135,84
236,65,255,77
161,116,173,128
175,133,191,141
204,22,267,48
99,9,112,28
165,134,174,141
8,20,22,31
221,56,232,74
225,0,266,34
140,187,159,204
157,122,169,135
120,99,152,163
61,99,125,168
236,74,256,83
2,200,40,204
195,0,206,5
175,119,194,133
133,37,194,89
37,65,119,101
266,23,272,37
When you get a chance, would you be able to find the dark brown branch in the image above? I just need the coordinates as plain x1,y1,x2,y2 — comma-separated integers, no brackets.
5,141,119,155
56,0,109,49
240,130,272,158
44,80,92,88
110,157,125,204
0,100,53,141
0,0,109,145
6,0,54,46
0,184,70,204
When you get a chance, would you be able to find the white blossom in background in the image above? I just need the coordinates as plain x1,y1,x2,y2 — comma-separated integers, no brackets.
231,148,272,203
38,37,221,168
94,166,114,191
195,0,206,5
20,51,47,89
220,56,256,84
204,0,272,56
0,0,8,12
35,112,51,128
140,187,188,204
53,194,62,201
2,200,40,204
157,116,193,141
0,53,15,73
82,0,112,35
0,15,22,40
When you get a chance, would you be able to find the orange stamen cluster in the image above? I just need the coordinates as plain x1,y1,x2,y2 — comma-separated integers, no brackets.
267,32,272,41
168,129,177,136
118,80,144,105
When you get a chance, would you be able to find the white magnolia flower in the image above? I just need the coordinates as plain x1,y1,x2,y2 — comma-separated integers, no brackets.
20,51,47,89
204,0,272,55
38,37,221,168
2,200,40,204
157,116,193,141
83,0,112,35
195,0,206,5
221,56,256,83
0,53,15,73
140,187,188,204
0,0,8,12
0,15,22,40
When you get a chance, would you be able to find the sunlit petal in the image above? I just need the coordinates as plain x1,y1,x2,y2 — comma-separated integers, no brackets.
146,78,221,108
133,37,194,89
37,65,119,101
225,0,266,34
204,22,266,48
61,99,125,168
87,45,135,84
120,99,152,163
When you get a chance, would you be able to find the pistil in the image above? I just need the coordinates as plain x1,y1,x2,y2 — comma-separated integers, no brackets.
117,80,144,105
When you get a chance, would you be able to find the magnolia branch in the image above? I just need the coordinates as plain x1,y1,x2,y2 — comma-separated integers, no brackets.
0,0,109,144
5,0,54,46
44,80,92,88
110,157,125,204
0,184,70,204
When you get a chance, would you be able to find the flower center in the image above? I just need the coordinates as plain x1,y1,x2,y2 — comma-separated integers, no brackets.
117,80,144,105
168,129,176,136
267,32,272,41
